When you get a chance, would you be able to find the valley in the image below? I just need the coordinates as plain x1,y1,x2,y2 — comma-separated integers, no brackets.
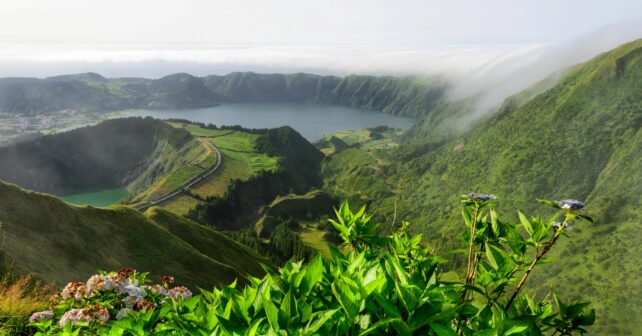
0,39,640,335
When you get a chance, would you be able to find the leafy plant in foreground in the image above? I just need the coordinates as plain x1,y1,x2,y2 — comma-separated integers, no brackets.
25,195,594,335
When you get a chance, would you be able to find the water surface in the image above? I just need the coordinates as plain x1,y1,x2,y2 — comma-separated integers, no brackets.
124,103,416,141
62,188,127,207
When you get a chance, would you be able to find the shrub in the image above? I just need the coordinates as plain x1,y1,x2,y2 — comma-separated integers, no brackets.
25,195,594,335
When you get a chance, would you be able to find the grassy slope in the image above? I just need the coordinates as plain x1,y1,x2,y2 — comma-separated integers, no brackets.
322,40,642,334
128,138,217,204
159,123,278,215
0,181,267,290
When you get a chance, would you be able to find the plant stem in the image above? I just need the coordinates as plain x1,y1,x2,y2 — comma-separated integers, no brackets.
505,221,566,311
465,206,480,284
460,205,480,304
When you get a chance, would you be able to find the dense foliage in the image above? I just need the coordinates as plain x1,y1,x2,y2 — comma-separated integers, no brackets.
321,39,642,334
22,195,594,335
224,219,316,266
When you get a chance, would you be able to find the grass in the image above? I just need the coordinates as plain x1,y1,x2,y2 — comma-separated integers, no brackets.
0,181,268,290
316,128,403,155
0,274,51,336
158,124,279,215
131,138,216,203
296,222,332,259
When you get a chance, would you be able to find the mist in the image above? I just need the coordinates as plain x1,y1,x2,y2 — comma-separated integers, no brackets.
448,20,642,121
0,20,639,125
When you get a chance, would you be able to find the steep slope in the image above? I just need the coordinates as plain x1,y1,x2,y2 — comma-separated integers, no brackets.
0,72,447,118
0,118,198,198
322,39,642,334
188,126,325,230
0,181,268,289
203,72,447,117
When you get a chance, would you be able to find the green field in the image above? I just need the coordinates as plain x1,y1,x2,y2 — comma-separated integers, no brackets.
296,222,332,258
130,138,216,204
316,128,403,155
158,123,279,214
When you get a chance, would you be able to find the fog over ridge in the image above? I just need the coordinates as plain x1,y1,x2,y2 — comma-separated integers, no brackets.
0,20,640,120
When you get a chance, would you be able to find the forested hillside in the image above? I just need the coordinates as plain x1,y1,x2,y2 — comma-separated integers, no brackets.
321,39,642,334
0,72,446,118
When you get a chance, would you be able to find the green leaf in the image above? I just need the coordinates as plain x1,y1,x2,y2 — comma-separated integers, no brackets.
537,199,560,209
429,322,457,336
264,300,280,332
490,208,499,236
372,292,402,318
246,318,265,336
304,309,339,335
485,244,506,270
301,255,324,294
504,324,529,335
578,214,594,223
519,211,533,235
358,317,397,336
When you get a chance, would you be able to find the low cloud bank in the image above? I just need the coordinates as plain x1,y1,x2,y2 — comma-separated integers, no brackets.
0,20,639,120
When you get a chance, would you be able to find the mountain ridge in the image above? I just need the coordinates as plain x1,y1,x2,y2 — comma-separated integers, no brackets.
0,180,269,289
321,38,642,335
0,72,447,118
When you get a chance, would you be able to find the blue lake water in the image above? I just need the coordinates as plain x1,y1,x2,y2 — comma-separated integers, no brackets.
123,103,416,141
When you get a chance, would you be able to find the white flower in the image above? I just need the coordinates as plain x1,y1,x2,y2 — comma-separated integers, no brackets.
167,286,192,300
116,308,132,320
60,282,88,301
86,275,112,295
146,284,168,296
552,221,572,231
59,309,84,327
29,310,54,323
107,273,132,294
555,199,585,210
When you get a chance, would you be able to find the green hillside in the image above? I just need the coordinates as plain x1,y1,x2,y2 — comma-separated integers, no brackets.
0,117,222,208
187,126,325,230
321,39,642,334
0,181,268,289
0,72,446,118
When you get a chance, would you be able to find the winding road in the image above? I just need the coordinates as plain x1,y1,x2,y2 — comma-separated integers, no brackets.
133,140,221,211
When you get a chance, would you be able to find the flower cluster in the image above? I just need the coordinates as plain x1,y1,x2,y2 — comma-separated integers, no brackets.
552,221,572,231
29,269,193,329
556,199,585,211
59,305,110,327
28,310,54,323
467,192,495,202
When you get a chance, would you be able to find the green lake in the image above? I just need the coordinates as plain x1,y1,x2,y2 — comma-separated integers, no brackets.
61,188,127,207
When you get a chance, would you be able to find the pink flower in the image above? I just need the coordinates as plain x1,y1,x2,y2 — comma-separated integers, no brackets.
86,274,112,295
59,309,83,327
60,282,88,301
29,310,54,323
167,286,192,300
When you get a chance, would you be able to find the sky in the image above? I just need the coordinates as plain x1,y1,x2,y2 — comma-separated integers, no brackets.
0,0,640,81
1,0,640,45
